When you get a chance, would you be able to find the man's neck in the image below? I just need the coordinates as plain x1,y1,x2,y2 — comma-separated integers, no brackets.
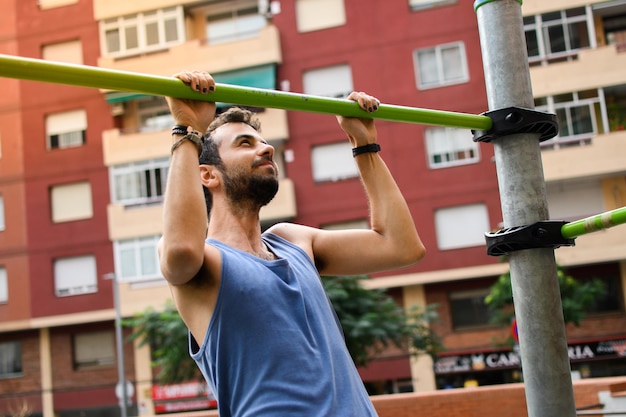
207,209,274,259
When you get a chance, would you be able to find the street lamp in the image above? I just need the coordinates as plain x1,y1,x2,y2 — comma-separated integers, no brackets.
104,273,129,417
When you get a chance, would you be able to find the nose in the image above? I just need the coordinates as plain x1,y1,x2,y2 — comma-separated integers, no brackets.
258,141,274,159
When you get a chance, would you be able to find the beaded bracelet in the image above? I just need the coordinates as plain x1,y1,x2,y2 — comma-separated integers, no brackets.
171,132,203,156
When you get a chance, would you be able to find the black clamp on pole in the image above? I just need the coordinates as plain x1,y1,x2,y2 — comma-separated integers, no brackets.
485,221,575,256
472,107,559,143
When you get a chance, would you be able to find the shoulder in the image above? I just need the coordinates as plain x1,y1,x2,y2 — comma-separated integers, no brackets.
266,222,318,260
266,222,317,242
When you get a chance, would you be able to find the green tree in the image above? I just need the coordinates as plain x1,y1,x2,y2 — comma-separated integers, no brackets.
123,302,198,383
485,262,606,329
124,275,441,383
323,275,440,367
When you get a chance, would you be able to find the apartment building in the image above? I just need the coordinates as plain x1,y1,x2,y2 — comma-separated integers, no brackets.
0,0,624,415
0,0,122,416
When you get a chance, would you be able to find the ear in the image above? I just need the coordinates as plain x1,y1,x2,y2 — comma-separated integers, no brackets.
199,164,221,190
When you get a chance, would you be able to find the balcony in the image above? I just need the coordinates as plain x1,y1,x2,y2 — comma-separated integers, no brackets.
97,24,282,79
103,107,288,166
530,44,626,98
542,130,626,182
108,176,297,241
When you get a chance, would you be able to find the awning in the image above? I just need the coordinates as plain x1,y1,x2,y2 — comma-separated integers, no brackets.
104,64,276,104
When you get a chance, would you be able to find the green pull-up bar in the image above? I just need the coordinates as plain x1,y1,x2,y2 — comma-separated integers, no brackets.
0,54,492,131
561,206,626,239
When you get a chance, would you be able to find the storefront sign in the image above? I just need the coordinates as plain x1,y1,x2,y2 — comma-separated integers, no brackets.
435,338,626,374
152,381,217,413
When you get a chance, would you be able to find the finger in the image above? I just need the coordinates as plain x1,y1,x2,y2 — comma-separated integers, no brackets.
192,71,215,94
173,71,216,94
173,71,193,85
346,91,380,113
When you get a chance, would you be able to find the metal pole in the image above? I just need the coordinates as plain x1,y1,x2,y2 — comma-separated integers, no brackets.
474,1,577,417
106,273,128,417
0,53,491,130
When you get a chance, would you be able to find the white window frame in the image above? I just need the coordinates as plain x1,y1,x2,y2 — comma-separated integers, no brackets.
110,158,169,206
50,181,93,223
536,89,605,149
42,39,83,65
413,41,469,90
409,0,456,11
295,0,346,33
0,341,22,378
46,109,87,150
38,0,78,10
311,141,358,183
524,6,595,66
303,64,353,99
321,219,368,230
0,195,5,231
0,267,7,304
114,236,163,283
205,0,268,45
100,6,185,58
425,127,479,169
435,203,490,250
54,255,98,297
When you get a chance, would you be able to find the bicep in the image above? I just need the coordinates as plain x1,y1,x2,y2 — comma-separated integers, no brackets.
269,223,416,277
311,228,395,276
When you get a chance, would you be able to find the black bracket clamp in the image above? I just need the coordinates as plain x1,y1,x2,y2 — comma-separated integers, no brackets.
472,107,559,143
485,220,575,256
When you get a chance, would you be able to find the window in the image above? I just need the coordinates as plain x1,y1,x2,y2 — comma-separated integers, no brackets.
54,255,97,296
524,7,593,65
111,158,169,206
425,127,479,168
42,40,83,64
206,0,267,45
409,0,456,11
435,203,489,250
0,267,7,304
321,219,368,230
0,341,22,378
73,331,115,368
567,262,624,315
450,289,494,328
115,236,162,283
50,182,93,223
414,42,468,90
296,0,345,32
136,96,174,132
311,142,358,182
100,6,184,58
303,64,353,98
535,89,603,148
0,195,4,231
546,179,605,221
46,109,87,150
38,0,78,9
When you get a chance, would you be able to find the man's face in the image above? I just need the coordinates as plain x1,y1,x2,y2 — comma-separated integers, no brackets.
213,123,279,210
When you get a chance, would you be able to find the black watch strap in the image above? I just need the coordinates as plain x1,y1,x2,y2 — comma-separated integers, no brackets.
352,143,381,157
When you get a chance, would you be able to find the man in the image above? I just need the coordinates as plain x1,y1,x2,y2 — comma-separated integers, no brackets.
159,70,425,416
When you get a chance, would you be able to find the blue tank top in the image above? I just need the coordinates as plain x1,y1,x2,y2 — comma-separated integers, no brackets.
189,233,378,417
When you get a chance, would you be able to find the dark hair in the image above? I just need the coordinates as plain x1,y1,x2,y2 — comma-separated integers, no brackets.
199,107,262,220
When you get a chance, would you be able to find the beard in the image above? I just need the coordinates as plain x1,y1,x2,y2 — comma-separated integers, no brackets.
222,164,279,212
